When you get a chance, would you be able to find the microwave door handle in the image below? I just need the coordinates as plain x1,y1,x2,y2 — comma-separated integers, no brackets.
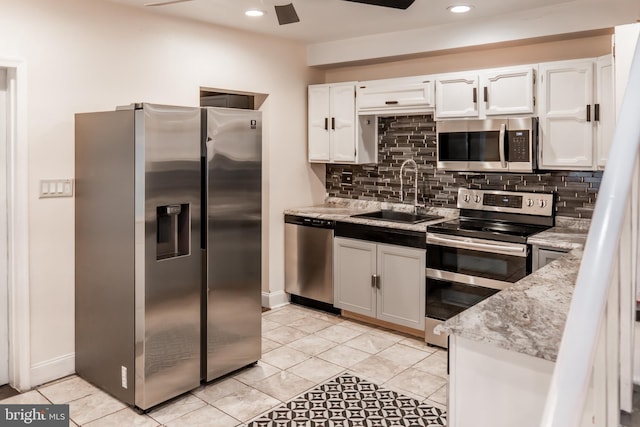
499,123,507,169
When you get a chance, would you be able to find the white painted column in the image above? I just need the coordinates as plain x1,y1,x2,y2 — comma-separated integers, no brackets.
0,68,8,385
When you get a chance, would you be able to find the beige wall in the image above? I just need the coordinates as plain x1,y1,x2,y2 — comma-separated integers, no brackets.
323,33,613,83
0,0,324,386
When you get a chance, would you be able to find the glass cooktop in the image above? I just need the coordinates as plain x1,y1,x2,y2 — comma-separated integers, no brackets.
427,218,550,244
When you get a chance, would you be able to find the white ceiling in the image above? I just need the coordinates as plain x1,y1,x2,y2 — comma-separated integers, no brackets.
106,0,592,43
105,0,639,65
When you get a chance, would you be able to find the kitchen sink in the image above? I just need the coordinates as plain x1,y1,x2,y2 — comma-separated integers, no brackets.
351,210,443,224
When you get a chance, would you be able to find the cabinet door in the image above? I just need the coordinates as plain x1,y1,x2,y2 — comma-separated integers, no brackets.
329,83,357,163
376,244,426,331
308,85,331,162
357,76,435,114
534,247,567,270
482,67,535,116
333,237,377,317
538,60,595,169
596,54,614,169
435,73,479,119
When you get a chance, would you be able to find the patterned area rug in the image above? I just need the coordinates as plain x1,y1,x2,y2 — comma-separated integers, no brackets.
246,373,447,426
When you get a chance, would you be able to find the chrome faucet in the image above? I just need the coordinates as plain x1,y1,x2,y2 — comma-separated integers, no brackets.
399,158,422,213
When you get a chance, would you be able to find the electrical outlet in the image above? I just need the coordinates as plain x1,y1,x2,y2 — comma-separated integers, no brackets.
341,172,353,185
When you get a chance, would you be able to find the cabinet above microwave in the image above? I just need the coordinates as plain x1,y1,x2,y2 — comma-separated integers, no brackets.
434,66,536,120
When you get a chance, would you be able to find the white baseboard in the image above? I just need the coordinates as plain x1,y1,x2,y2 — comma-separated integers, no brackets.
262,291,289,309
30,353,75,388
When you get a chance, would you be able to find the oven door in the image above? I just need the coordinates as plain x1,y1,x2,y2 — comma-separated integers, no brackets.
424,275,501,348
436,119,508,172
426,232,530,286
426,277,499,322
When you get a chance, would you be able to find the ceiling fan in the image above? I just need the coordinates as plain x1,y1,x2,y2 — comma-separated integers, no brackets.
143,0,415,25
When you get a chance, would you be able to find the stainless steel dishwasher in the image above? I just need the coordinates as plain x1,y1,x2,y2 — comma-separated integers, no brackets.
284,214,335,306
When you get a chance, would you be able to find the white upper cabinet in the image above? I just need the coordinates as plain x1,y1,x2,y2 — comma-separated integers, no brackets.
538,56,613,170
357,76,435,115
435,66,536,119
482,67,536,116
308,84,332,161
308,82,377,164
538,59,594,169
434,73,478,119
595,54,614,169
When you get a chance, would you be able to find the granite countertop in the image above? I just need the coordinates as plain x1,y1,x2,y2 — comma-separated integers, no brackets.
527,221,589,251
284,198,457,231
436,249,583,362
436,219,590,362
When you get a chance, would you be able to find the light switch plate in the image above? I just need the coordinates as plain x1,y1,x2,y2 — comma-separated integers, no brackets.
40,179,74,198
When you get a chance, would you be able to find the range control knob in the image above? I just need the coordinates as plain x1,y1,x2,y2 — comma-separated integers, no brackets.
527,199,534,207
463,194,471,203
474,195,481,203
538,199,547,208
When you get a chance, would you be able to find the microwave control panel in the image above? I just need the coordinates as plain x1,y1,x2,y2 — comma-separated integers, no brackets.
507,130,530,162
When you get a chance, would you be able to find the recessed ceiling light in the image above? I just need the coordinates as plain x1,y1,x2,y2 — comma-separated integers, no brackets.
245,9,265,17
447,5,472,13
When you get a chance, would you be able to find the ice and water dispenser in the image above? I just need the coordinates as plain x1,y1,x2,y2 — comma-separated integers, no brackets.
156,204,190,260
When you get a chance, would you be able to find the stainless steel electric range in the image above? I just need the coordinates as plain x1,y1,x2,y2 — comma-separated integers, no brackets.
425,188,555,347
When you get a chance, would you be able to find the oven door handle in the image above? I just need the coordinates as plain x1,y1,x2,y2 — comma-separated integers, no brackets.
426,233,527,257
426,269,512,291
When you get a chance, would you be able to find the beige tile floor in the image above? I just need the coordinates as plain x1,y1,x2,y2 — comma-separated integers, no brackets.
0,304,448,426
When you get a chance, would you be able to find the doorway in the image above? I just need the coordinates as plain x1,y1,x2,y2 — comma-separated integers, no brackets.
0,59,30,393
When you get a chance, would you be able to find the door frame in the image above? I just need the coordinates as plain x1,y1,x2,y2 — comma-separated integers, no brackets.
1,58,30,392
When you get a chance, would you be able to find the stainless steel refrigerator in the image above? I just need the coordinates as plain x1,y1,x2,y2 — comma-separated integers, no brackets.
75,103,202,410
202,107,262,381
75,103,262,410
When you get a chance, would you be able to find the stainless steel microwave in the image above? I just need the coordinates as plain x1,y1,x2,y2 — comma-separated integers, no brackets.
436,117,538,173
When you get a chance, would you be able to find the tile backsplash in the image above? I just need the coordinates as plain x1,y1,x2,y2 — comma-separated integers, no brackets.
326,115,602,218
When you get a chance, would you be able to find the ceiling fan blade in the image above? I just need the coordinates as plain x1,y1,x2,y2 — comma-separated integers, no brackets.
274,3,300,25
144,0,194,6
342,0,415,9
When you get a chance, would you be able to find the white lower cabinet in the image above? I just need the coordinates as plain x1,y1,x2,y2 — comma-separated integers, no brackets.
448,335,600,427
333,237,426,331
